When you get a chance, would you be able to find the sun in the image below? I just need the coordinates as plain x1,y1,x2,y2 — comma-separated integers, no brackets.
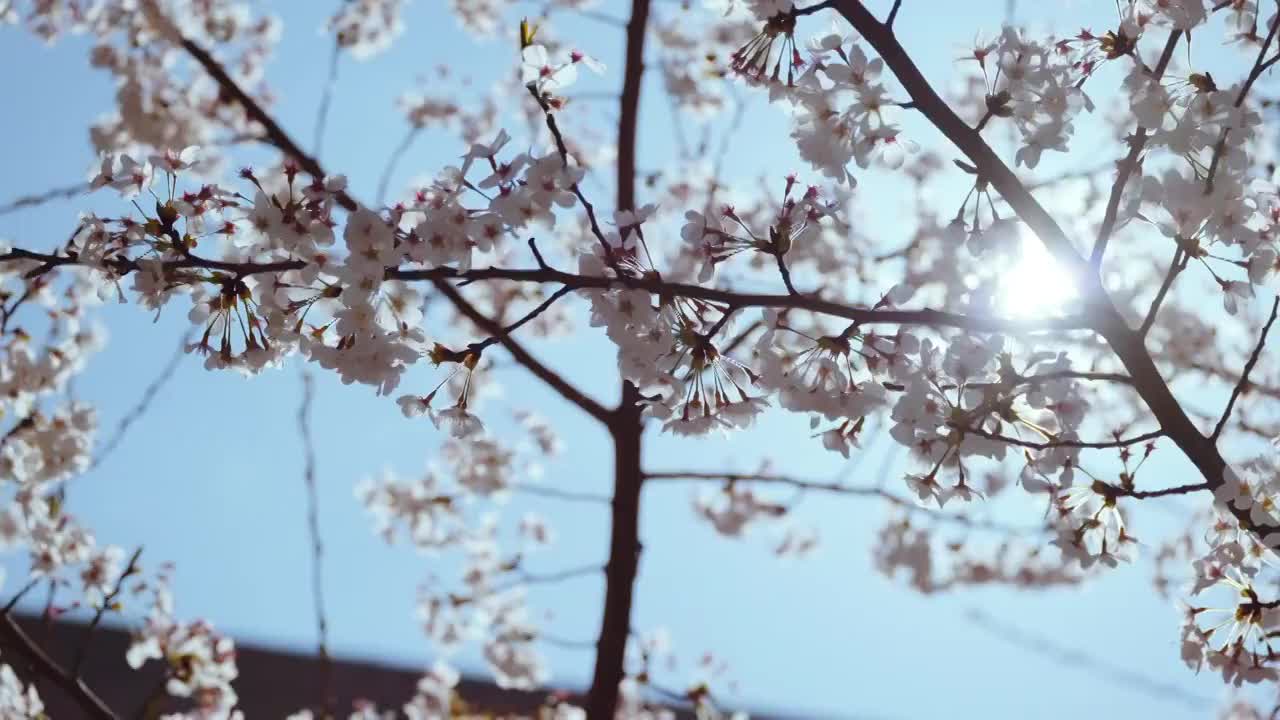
998,226,1079,318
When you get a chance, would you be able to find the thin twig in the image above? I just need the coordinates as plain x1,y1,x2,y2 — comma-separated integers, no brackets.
1212,296,1280,441
511,482,610,504
966,608,1211,710
958,425,1164,451
0,182,90,216
296,370,332,713
375,126,420,207
0,613,118,719
1204,1,1280,195
643,471,1043,533
1120,481,1210,499
1090,30,1182,269
434,280,612,422
1138,247,1186,337
88,333,188,473
886,0,903,27
3,578,40,613
312,41,342,158
72,547,143,676
471,285,574,353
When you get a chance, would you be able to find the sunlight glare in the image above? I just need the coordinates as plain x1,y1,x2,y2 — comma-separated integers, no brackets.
998,227,1079,318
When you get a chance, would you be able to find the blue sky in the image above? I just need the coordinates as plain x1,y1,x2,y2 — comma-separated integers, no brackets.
0,0,1266,717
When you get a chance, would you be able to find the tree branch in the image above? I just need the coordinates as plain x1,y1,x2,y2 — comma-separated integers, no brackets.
955,425,1164,451
433,280,612,423
1212,296,1280,441
0,182,89,217
0,247,1091,336
826,0,1262,537
1138,246,1186,337
72,547,143,676
296,370,332,715
166,26,622,430
587,1,651,716
643,471,1044,534
0,612,118,719
470,285,574,353
1204,0,1280,195
1090,30,1182,269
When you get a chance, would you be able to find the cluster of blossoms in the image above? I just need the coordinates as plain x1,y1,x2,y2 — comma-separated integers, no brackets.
358,423,559,691
787,27,915,181
127,567,240,714
0,659,43,718
75,0,283,166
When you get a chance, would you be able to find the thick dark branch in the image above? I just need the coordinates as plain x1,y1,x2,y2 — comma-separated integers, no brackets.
588,1,651,716
177,36,357,212
1212,297,1280,441
0,247,305,279
0,247,1088,335
589,385,644,720
1090,30,1182,269
392,265,1091,333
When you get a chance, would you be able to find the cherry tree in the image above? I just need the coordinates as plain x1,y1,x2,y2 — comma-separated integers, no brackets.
2,0,1280,717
